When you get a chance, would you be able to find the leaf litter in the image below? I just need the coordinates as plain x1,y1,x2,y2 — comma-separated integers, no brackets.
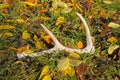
0,0,120,80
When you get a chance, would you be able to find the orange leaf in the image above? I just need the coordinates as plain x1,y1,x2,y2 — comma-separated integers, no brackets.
77,41,84,49
17,45,29,53
40,8,48,13
107,36,118,43
100,8,108,19
41,35,52,44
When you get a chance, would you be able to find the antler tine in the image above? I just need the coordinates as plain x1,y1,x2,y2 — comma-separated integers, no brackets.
17,12,95,59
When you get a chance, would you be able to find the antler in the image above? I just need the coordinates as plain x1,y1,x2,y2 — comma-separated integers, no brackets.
17,12,95,58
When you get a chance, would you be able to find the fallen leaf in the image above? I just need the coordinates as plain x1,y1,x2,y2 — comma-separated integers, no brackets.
103,0,112,4
42,74,51,80
52,0,68,9
23,1,42,7
34,34,43,49
2,32,13,39
0,25,15,30
52,0,72,13
108,22,120,29
17,45,33,54
76,67,84,80
39,16,52,21
16,19,25,23
69,52,80,59
22,30,31,40
35,41,43,49
61,7,72,13
69,59,82,66
39,65,49,79
107,36,118,43
77,41,84,49
62,66,75,77
100,8,108,19
41,35,52,44
40,8,48,13
108,44,119,54
34,34,39,41
12,61,24,66
55,16,66,25
57,57,70,71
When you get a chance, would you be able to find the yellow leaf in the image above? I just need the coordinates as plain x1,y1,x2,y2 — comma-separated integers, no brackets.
61,7,72,13
22,49,33,54
57,57,70,71
108,22,120,29
2,32,13,39
23,1,42,7
22,30,31,40
0,25,15,30
16,19,25,23
34,34,39,41
42,74,51,80
55,16,66,26
52,0,72,13
62,66,75,77
34,34,43,49
23,1,36,6
41,35,52,44
77,41,84,49
35,41,43,49
39,65,49,79
12,61,24,66
103,0,112,4
69,52,80,59
52,0,68,9
39,16,52,21
108,44,119,54
107,36,118,43
69,59,82,66
7,19,25,23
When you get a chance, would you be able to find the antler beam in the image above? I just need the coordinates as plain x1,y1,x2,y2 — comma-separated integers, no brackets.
17,12,95,59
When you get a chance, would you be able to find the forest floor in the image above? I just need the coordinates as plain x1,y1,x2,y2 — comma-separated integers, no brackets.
0,0,120,80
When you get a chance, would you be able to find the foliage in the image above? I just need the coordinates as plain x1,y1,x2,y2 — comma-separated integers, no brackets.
0,0,120,80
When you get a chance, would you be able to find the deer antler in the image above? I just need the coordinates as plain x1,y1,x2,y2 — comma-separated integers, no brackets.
17,12,95,58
